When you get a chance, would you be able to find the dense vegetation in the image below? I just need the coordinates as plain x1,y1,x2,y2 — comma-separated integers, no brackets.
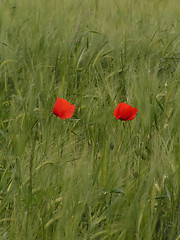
0,0,180,239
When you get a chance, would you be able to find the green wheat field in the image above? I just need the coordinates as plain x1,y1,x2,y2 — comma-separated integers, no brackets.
0,0,180,239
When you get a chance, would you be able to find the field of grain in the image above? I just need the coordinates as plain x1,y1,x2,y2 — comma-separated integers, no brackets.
0,0,180,239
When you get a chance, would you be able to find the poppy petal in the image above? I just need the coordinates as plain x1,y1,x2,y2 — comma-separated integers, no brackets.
114,103,131,120
53,98,75,119
60,104,75,119
114,102,138,121
126,108,138,121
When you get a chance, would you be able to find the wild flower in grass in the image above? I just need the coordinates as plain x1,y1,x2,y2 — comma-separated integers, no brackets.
53,98,75,119
114,102,138,121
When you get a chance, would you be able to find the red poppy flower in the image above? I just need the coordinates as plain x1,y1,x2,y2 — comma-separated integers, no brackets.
114,102,138,121
53,98,75,119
